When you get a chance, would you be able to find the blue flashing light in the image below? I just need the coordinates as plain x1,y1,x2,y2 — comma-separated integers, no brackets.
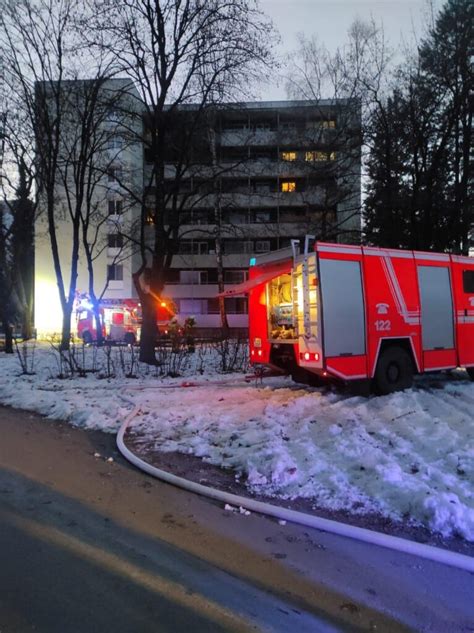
249,257,256,266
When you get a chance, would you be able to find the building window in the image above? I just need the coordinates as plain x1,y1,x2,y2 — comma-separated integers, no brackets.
107,166,123,182
252,209,272,223
179,299,206,314
108,234,123,248
322,120,336,129
254,121,274,131
305,151,336,162
107,136,123,150
179,270,208,284
106,109,121,122
224,270,247,284
178,241,209,255
223,210,248,225
255,240,271,253
207,298,220,314
224,297,248,314
281,181,296,193
192,210,211,224
222,121,248,131
107,264,123,281
281,151,297,162
224,240,254,255
145,210,155,225
108,200,123,215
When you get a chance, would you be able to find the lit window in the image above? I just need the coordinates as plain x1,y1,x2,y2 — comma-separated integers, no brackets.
322,120,336,129
305,151,336,162
281,151,297,162
281,181,296,193
145,210,154,225
305,151,323,162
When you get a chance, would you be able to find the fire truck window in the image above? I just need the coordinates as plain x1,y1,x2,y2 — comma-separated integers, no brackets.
267,274,295,340
463,270,474,293
79,312,88,321
417,266,454,351
112,312,124,326
319,259,365,357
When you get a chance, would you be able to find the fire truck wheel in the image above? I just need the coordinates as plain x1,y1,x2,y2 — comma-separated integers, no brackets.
374,346,414,395
124,332,136,346
467,367,474,381
82,331,92,345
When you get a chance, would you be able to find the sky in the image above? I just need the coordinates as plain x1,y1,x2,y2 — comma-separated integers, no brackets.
258,0,442,100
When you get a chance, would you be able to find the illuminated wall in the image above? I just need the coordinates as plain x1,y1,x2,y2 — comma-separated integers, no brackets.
33,79,143,338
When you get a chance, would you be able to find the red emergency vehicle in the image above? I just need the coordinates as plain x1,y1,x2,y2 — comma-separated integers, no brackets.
76,299,141,345
223,240,474,394
76,297,176,344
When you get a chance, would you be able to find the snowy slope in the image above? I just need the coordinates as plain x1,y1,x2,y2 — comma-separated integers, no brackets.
0,343,473,540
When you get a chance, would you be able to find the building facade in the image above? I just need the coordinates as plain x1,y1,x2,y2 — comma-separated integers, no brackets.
34,78,143,336
158,100,361,333
35,93,361,336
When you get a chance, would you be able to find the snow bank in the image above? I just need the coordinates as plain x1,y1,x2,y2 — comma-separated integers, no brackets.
1,344,473,540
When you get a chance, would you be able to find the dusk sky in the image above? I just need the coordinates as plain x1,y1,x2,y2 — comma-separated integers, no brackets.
259,0,443,99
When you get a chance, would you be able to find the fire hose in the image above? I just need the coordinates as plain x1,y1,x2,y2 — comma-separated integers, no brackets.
116,385,474,574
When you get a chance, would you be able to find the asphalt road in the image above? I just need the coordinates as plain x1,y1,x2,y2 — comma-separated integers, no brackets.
0,406,472,633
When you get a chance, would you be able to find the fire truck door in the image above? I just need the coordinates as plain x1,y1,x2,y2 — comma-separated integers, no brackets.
319,258,366,357
417,265,456,370
454,266,474,367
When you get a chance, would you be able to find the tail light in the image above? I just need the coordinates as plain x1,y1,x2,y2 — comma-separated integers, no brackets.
300,351,320,362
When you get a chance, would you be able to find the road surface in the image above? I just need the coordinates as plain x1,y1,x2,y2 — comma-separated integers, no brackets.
0,405,472,632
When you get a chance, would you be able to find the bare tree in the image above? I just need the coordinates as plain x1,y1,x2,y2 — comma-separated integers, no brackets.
285,21,392,243
0,0,129,349
0,84,37,345
91,0,276,363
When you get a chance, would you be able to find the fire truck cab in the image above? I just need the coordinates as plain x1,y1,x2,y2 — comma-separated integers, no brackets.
224,239,474,394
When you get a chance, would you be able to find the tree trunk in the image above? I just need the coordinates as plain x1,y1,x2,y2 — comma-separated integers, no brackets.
3,322,13,354
92,300,104,346
139,295,158,364
60,307,72,351
215,234,229,337
21,306,33,340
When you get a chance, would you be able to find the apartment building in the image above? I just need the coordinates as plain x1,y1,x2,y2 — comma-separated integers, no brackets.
34,78,143,336
34,91,360,337
158,99,361,333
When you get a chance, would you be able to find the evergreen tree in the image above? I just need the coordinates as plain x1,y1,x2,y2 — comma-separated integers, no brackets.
364,0,473,253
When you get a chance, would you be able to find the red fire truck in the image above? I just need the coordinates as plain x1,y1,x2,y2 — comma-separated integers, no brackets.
222,240,474,394
76,297,176,344
76,299,141,345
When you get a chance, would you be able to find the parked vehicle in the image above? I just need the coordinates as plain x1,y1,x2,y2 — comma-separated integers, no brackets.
76,299,141,345
223,240,474,394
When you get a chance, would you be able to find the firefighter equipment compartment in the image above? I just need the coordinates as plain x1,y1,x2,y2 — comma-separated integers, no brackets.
267,273,296,340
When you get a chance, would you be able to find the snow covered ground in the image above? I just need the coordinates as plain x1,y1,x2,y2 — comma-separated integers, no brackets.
1,342,474,541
